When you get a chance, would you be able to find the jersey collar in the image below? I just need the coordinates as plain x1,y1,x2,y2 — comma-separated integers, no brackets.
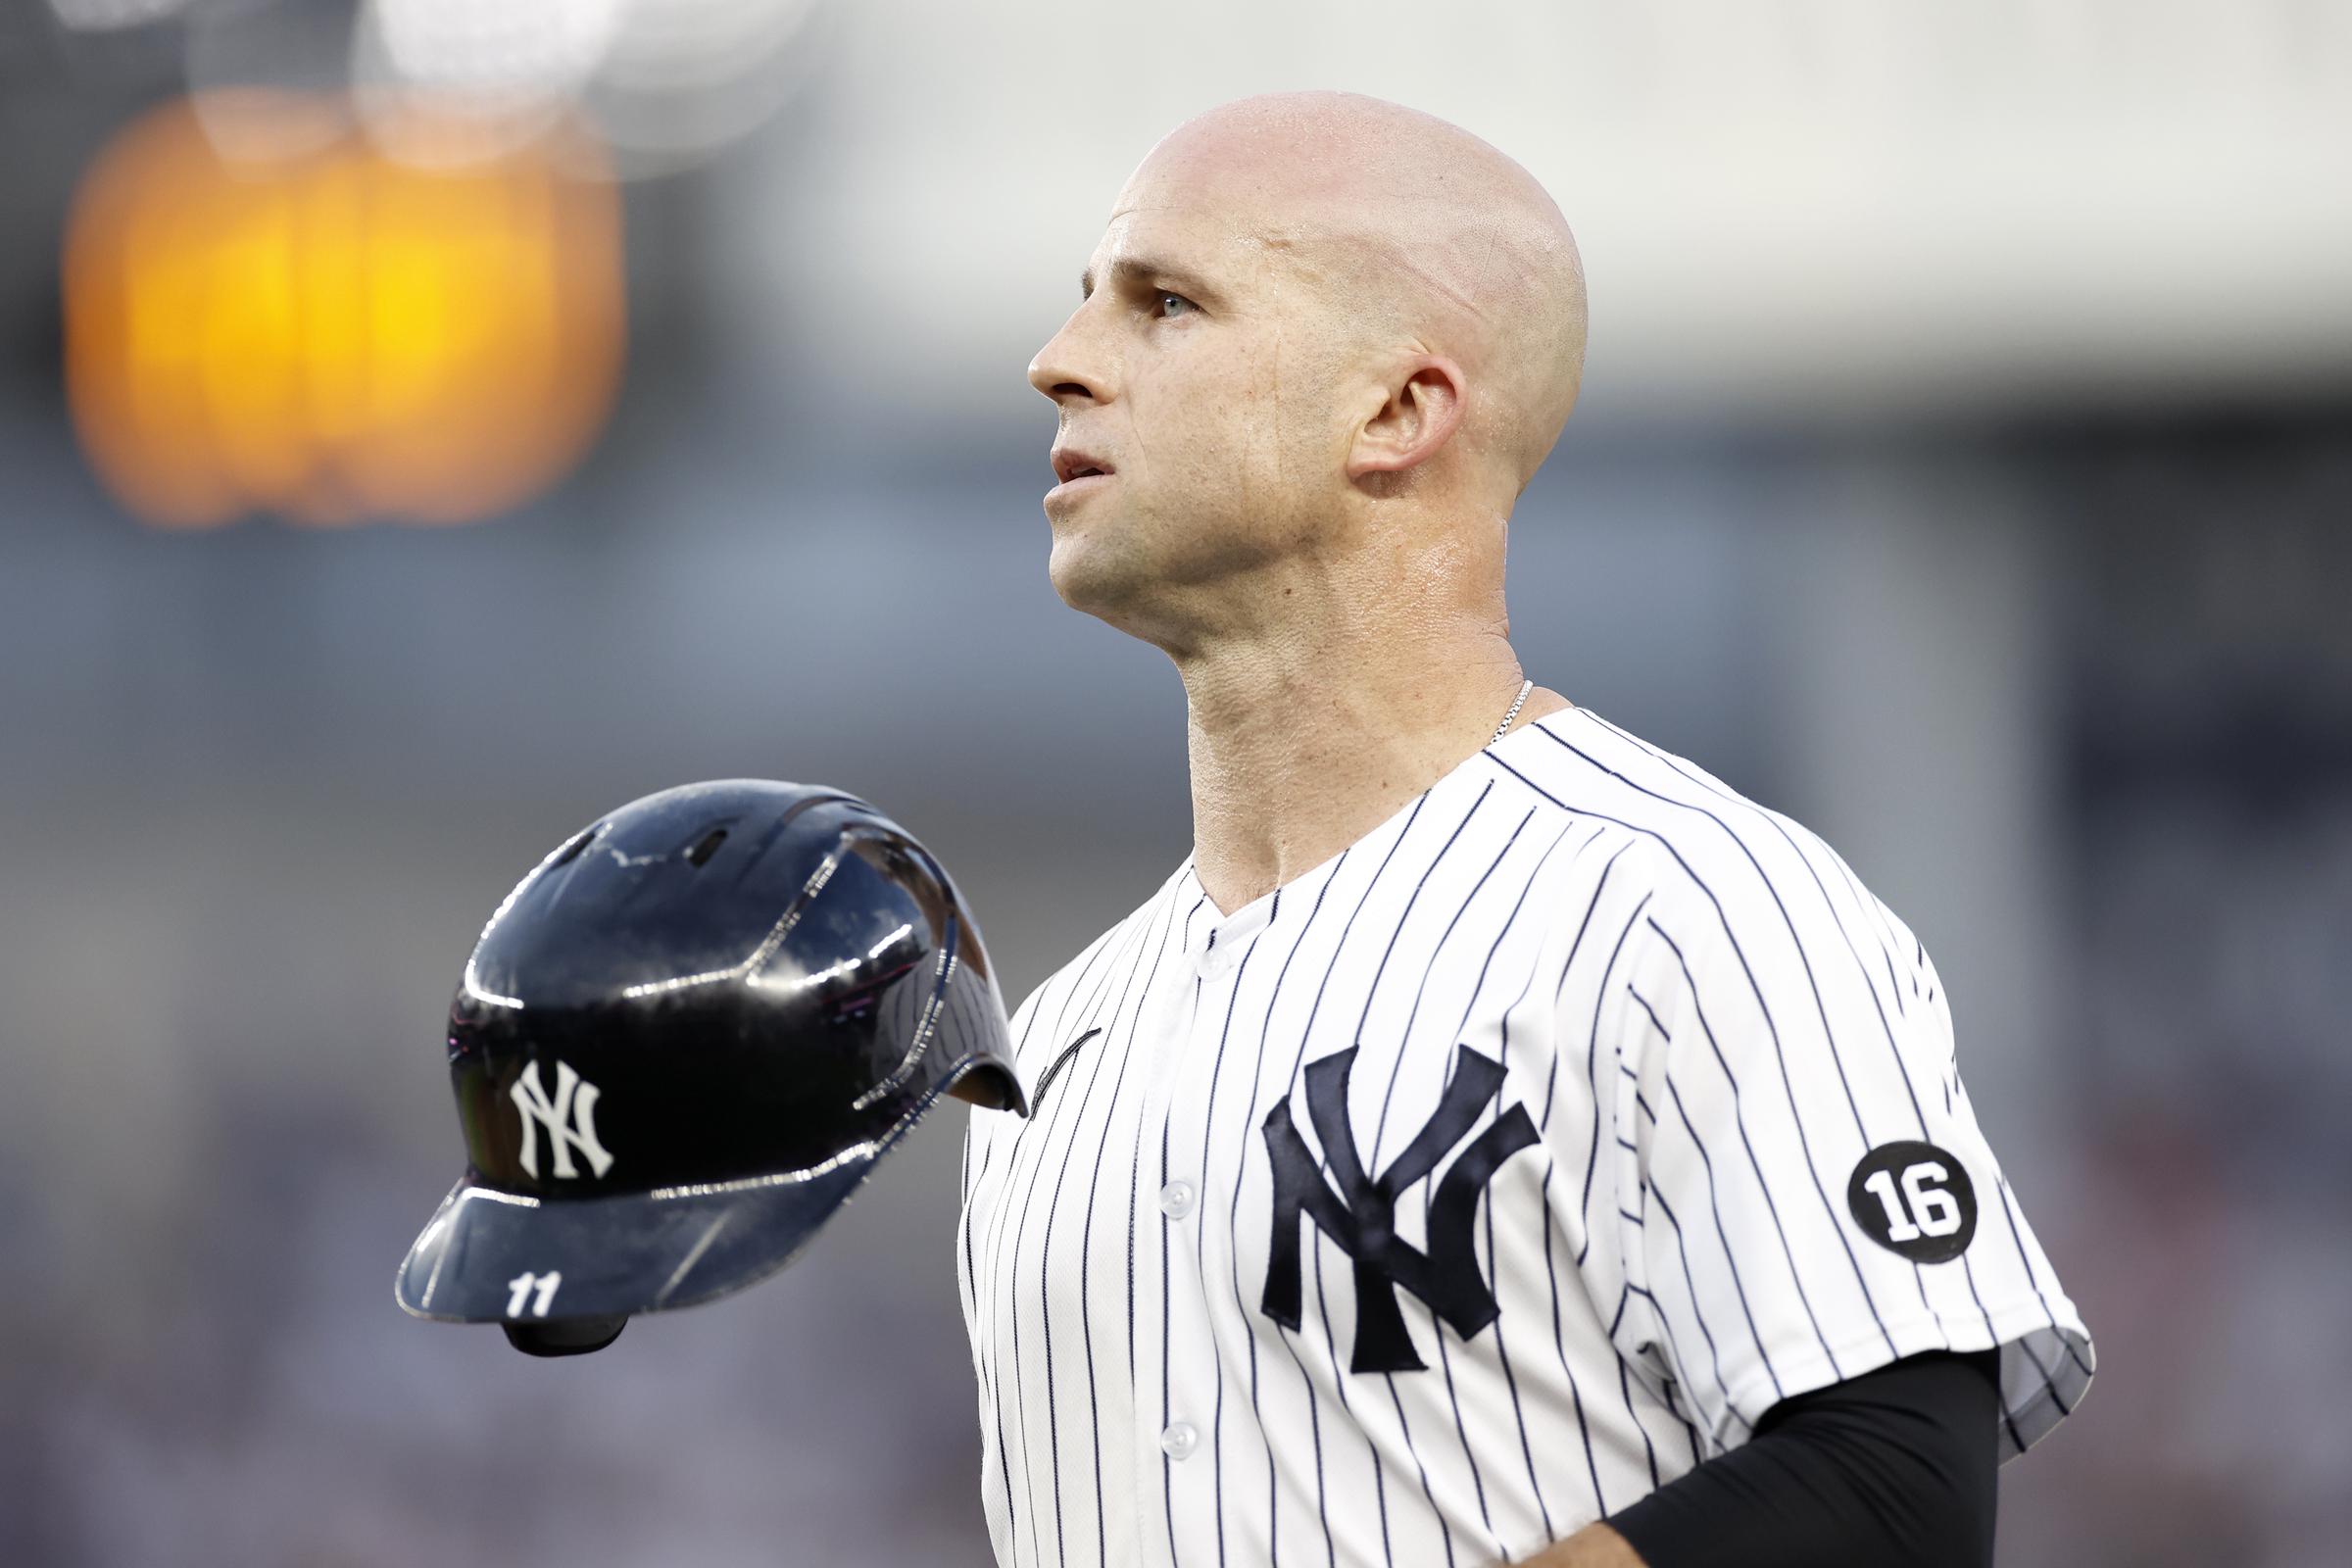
1172,710,1575,981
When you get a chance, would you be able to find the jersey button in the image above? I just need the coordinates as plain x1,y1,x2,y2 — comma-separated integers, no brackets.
1160,1421,1199,1460
1157,1179,1198,1220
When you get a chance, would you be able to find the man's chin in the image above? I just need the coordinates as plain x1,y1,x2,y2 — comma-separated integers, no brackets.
1048,530,1151,621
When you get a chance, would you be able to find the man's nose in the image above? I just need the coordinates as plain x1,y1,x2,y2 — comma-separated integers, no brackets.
1028,314,1109,405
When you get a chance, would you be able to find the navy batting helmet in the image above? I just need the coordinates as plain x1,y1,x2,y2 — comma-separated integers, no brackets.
395,780,1028,1355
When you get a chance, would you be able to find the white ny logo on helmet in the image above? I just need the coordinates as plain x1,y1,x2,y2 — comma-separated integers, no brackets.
510,1059,615,1180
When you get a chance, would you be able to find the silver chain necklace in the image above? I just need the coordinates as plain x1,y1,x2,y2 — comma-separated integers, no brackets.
1490,677,1535,748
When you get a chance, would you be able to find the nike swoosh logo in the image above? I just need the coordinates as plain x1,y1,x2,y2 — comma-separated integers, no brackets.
1031,1027,1102,1110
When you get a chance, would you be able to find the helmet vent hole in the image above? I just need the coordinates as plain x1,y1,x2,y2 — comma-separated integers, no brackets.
551,827,601,867
686,827,729,867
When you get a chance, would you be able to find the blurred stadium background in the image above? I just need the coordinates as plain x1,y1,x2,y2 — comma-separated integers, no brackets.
1,1,2347,1563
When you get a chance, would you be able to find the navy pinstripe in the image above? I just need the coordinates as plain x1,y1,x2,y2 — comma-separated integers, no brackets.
959,707,2093,1565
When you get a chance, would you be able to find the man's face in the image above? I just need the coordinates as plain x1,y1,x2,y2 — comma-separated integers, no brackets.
1027,161,1359,639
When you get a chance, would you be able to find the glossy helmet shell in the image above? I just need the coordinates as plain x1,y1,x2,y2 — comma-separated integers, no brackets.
396,780,1026,1338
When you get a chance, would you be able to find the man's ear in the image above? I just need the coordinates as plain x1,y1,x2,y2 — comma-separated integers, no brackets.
1347,358,1466,480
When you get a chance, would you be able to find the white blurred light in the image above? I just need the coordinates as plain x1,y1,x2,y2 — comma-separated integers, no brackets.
603,0,820,95
352,0,625,166
369,0,622,103
579,0,828,178
345,0,825,173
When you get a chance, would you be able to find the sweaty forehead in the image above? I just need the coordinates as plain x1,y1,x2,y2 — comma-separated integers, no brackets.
1101,99,1566,312
1096,169,1410,318
1109,122,1368,248
1084,201,1312,302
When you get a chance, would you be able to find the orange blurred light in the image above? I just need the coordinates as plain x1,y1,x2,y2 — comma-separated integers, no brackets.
63,93,625,529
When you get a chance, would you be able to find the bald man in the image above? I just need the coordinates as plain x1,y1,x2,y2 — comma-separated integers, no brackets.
958,91,2091,1568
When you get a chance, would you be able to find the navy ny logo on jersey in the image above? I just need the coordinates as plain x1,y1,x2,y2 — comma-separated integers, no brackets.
1260,1044,1539,1372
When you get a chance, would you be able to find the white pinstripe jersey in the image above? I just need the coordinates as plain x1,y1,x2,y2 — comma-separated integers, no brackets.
956,706,2093,1568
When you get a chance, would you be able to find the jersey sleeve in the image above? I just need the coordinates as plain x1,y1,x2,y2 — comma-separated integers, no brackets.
1587,836,2093,1460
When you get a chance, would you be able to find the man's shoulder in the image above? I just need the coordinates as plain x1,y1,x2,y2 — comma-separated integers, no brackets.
1500,708,1884,944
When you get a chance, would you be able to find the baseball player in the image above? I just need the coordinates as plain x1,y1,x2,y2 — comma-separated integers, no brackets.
957,91,2092,1568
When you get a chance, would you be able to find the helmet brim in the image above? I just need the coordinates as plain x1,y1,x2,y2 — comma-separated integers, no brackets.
396,1051,1018,1327
395,1145,876,1323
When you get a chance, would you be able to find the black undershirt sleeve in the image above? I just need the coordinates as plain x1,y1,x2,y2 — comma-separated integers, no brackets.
1603,1348,2002,1568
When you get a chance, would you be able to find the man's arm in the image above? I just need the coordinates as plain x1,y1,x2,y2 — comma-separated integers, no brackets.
1526,1521,1644,1568
1521,1348,2002,1568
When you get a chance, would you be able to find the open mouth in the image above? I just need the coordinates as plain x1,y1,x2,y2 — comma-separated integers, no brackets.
1051,448,1115,486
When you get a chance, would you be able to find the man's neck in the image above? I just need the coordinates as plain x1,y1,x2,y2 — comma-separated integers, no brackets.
1178,626,1570,918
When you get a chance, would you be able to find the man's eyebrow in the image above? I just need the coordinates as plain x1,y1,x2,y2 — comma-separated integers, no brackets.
1079,256,1219,302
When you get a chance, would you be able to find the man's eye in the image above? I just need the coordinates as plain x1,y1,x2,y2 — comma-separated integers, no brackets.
1154,291,1197,318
